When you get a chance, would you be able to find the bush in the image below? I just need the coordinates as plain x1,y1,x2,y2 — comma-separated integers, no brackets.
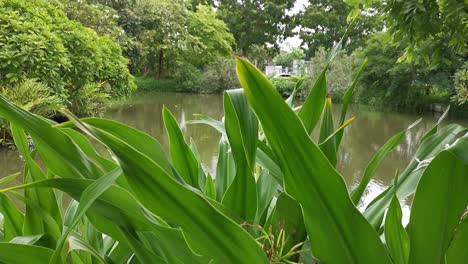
172,63,203,92
68,82,111,117
0,0,135,114
270,77,297,96
451,62,468,105
200,58,239,93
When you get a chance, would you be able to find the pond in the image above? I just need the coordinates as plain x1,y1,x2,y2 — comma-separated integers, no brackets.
1,91,467,220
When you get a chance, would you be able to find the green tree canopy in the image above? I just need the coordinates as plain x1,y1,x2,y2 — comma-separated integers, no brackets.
216,0,296,55
299,0,382,57
346,0,467,66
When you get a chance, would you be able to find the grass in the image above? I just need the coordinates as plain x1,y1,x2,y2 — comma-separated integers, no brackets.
134,76,179,92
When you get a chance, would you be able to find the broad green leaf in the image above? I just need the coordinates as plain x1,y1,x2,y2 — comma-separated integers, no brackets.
0,243,53,263
0,173,20,187
10,234,44,245
66,114,269,263
285,78,305,107
335,58,367,148
189,138,207,192
59,117,172,177
298,68,327,134
236,57,391,263
255,170,279,224
446,217,468,264
68,235,107,264
49,168,122,264
221,90,258,221
11,124,62,235
364,124,467,229
0,95,102,180
384,179,409,264
5,178,208,263
351,119,421,205
163,107,200,188
0,193,24,241
318,97,337,166
187,114,225,135
204,175,216,200
214,139,235,201
264,193,307,261
407,151,468,263
256,146,283,183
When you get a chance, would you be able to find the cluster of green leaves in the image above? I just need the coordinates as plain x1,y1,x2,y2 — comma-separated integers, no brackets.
0,55,466,263
0,0,135,115
452,62,468,106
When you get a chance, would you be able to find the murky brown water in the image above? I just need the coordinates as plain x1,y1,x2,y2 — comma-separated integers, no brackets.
2,91,467,220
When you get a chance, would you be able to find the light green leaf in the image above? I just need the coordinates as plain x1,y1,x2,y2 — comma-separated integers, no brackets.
236,57,391,263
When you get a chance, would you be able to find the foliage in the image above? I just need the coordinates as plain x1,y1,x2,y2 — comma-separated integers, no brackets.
0,0,135,113
0,79,63,119
303,47,362,101
172,63,203,92
346,0,467,66
216,0,295,55
355,33,453,111
200,57,240,93
186,5,235,67
452,62,468,106
68,82,111,117
270,76,301,97
299,0,382,57
0,55,466,263
272,47,305,68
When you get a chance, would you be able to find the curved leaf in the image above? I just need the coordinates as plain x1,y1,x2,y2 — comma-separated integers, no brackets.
236,57,391,263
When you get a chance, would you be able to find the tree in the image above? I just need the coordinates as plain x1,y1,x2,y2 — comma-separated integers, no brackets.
186,5,235,67
346,0,467,66
299,0,382,57
216,0,295,55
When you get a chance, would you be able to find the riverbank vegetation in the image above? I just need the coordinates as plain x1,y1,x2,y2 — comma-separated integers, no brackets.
0,57,466,263
1,0,466,117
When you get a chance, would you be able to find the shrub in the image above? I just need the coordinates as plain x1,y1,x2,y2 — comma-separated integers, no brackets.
172,63,203,92
451,62,468,105
200,58,239,93
68,82,111,117
0,0,135,113
270,77,297,96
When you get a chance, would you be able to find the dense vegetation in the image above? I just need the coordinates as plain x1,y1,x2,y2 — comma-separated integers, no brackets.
0,0,135,117
0,57,466,263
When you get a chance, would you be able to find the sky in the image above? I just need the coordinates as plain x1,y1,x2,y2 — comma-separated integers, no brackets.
280,0,309,50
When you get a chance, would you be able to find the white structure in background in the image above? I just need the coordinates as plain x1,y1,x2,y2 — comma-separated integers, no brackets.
265,59,312,76
265,65,284,76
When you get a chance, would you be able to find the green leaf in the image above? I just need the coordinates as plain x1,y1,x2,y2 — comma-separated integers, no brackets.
163,107,200,188
364,124,467,229
236,57,391,263
298,68,327,134
446,217,468,264
66,113,268,263
407,151,468,263
335,58,367,148
0,173,20,188
351,119,421,205
0,243,53,263
0,96,102,180
264,193,307,260
221,90,258,221
49,168,122,264
214,139,236,201
255,170,279,224
318,97,337,166
384,177,409,264
0,193,24,241
204,175,216,200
